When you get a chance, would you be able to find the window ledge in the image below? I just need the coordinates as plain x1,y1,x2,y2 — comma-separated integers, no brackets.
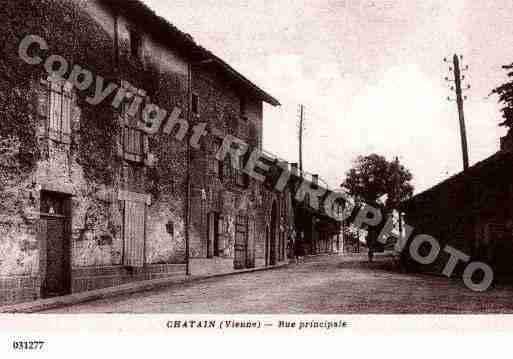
122,153,144,163
47,134,71,145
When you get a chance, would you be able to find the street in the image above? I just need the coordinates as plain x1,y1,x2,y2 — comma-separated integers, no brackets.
42,255,513,314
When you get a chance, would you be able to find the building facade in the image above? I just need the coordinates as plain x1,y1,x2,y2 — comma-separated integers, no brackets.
288,167,343,257
0,0,293,306
400,130,513,277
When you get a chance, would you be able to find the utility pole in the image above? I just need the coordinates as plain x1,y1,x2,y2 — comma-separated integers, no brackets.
394,156,402,249
185,61,192,276
445,54,471,171
298,104,305,174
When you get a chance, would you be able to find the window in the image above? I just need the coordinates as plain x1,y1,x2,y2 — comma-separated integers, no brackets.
191,93,199,116
248,122,258,147
47,79,72,143
304,193,311,208
223,155,233,181
120,191,149,268
40,191,66,216
129,29,142,58
122,126,146,162
209,138,223,179
239,96,247,120
118,99,148,163
235,161,245,187
235,153,249,188
166,220,174,238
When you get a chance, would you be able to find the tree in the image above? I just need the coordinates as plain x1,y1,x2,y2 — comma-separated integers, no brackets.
492,63,513,132
342,154,413,211
341,154,414,261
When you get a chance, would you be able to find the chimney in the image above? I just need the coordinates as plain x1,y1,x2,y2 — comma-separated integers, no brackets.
291,163,298,176
312,174,319,187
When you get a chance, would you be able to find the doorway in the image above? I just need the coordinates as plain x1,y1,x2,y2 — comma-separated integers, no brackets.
245,219,256,268
234,215,248,269
39,191,71,298
207,212,220,258
269,201,278,265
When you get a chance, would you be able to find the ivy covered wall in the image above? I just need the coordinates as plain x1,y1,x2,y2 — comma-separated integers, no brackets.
0,0,189,276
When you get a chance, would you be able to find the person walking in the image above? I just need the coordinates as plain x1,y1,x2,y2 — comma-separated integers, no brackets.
294,238,302,265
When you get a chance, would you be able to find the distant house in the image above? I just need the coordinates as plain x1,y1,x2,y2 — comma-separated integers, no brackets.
286,166,343,256
400,130,513,276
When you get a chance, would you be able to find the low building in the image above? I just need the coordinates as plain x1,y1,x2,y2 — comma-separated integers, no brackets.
400,130,513,276
287,165,343,257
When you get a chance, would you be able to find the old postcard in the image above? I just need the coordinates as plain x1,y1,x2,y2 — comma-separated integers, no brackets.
1,0,513,356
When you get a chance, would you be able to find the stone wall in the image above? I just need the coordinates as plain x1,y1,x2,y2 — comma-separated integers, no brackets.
0,0,291,305
0,0,189,304
401,152,513,275
187,66,293,271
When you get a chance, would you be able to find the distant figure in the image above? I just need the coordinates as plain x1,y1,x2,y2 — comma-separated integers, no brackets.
294,239,302,265
367,230,375,263
287,236,294,262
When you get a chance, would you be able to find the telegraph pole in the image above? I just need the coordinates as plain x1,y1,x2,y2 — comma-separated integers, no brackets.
298,104,305,173
445,54,471,171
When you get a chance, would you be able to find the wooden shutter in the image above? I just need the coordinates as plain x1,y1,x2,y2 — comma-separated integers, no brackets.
48,80,71,143
233,154,244,186
235,153,249,187
208,141,218,176
217,214,225,256
224,156,232,182
214,139,224,179
123,200,146,267
119,98,148,163
48,80,62,141
61,88,72,144
246,219,255,268
207,212,216,258
122,126,146,162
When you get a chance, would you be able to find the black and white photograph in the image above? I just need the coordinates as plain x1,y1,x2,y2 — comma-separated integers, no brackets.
1,0,513,356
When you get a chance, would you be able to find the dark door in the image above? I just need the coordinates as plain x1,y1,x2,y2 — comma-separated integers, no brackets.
234,215,247,269
44,216,67,297
207,212,220,258
265,227,270,266
245,219,255,268
40,192,70,298
269,201,277,265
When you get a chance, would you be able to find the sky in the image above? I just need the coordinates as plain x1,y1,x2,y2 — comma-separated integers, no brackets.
142,0,513,193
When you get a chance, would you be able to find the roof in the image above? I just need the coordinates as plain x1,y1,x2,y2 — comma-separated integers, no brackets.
99,0,280,106
400,150,513,211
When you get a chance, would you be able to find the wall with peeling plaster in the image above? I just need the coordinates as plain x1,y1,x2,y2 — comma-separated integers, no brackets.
188,65,295,269
0,0,190,304
0,0,294,305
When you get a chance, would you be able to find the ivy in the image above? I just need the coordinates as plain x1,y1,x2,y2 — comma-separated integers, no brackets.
0,0,186,195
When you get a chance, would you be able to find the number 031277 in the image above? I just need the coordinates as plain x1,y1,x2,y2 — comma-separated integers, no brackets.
12,341,45,350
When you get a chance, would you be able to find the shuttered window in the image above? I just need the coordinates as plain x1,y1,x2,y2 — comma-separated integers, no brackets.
118,100,148,163
47,79,72,143
120,191,149,268
217,214,226,256
223,156,233,182
235,153,249,188
123,126,145,160
209,138,223,179
191,93,199,116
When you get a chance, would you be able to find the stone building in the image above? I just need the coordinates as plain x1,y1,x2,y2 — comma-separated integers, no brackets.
287,166,343,257
0,0,293,306
400,129,513,277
